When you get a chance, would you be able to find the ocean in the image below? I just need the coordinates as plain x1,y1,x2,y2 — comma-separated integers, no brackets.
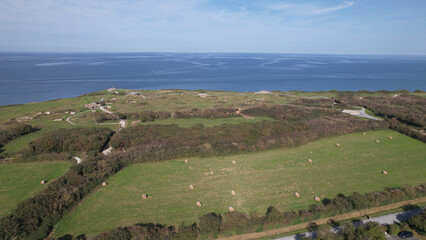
0,52,425,106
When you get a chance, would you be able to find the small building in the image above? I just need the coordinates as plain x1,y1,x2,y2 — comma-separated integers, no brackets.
85,103,100,110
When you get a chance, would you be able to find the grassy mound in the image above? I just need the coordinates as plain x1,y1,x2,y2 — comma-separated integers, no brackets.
53,130,426,237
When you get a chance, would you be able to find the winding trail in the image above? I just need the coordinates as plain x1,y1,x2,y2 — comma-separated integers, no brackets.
65,110,91,125
236,108,254,119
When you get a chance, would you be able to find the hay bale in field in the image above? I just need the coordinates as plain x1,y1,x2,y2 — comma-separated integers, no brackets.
231,190,236,196
362,132,367,136
375,140,380,143
294,192,300,197
232,160,236,165
314,196,320,202
196,201,202,207
229,206,235,212
102,182,108,187
336,143,340,147
184,159,188,163
308,159,313,163
388,136,393,139
40,180,46,185
189,184,194,190
210,171,214,174
142,194,147,199
382,170,388,175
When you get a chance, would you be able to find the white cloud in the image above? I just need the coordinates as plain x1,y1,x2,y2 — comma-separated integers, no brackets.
274,1,354,15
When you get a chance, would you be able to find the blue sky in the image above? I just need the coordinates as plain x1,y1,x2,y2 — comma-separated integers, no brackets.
0,0,425,54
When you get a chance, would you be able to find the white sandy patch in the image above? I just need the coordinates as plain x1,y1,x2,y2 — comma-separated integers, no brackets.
255,90,271,94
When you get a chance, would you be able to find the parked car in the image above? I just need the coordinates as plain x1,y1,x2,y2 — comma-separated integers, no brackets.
397,231,414,239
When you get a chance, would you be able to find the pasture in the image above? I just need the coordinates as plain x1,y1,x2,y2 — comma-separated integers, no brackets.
53,130,426,237
0,162,71,216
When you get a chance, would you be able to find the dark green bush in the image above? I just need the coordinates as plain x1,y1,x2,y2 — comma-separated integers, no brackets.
407,210,426,236
198,213,222,235
0,123,34,148
25,128,113,155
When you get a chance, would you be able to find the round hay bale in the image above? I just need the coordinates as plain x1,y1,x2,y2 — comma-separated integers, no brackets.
388,136,393,139
294,192,300,197
362,132,367,136
40,180,46,185
102,182,107,187
142,194,147,199
210,170,214,174
382,170,388,175
375,140,380,143
231,190,236,196
148,195,152,199
232,160,236,165
229,206,235,212
336,143,340,147
308,159,312,163
314,196,320,202
196,201,202,207
189,184,194,190
184,159,188,163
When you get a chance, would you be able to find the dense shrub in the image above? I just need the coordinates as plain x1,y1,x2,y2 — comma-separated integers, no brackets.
198,213,222,235
117,111,171,122
388,117,425,142
96,227,131,240
108,109,386,164
25,128,113,155
406,210,426,235
0,123,34,148
291,98,334,109
337,94,425,128
174,107,238,119
91,112,117,123
387,223,401,235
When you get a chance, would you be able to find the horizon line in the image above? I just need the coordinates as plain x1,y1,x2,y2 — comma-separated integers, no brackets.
1,50,426,57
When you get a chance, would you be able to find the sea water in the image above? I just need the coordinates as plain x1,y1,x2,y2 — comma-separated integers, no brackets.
0,52,425,106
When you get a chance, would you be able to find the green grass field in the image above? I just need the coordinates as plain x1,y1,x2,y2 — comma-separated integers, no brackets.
52,130,426,237
0,162,71,216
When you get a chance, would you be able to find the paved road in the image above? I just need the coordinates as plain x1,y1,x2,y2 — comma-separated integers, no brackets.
342,107,381,120
274,208,424,240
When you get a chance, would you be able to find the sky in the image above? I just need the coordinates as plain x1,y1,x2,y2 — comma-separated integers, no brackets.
0,0,426,55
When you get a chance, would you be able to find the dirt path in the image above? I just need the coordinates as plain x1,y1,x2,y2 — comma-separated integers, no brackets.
218,197,426,240
99,106,115,116
73,156,82,164
65,110,91,125
236,108,254,119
